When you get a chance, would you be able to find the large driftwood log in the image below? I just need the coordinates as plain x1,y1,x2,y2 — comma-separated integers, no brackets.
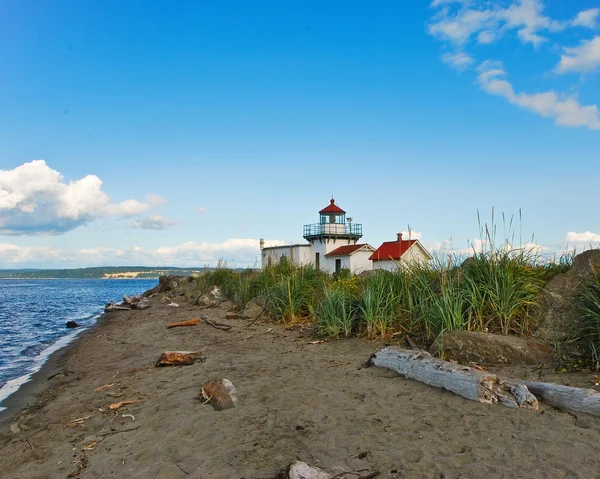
523,381,600,417
371,347,538,409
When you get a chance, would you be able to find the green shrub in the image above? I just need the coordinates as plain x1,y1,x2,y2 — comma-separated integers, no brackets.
315,289,357,337
578,269,600,366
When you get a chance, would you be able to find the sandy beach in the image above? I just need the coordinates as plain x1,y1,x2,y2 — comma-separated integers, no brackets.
1,298,599,479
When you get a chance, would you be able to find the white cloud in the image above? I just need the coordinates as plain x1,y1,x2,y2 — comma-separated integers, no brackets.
428,0,562,47
441,51,474,69
565,231,600,244
145,194,166,207
477,30,496,44
130,215,181,230
572,8,600,29
196,206,208,213
477,61,600,129
0,243,62,263
77,238,286,267
557,36,600,74
0,160,151,235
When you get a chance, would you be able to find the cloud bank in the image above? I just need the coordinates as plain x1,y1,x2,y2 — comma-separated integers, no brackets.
0,160,157,235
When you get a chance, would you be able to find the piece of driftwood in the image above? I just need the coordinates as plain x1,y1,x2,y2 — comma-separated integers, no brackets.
155,351,202,367
167,319,200,329
523,381,600,417
371,347,538,409
201,379,237,410
108,400,139,410
202,317,232,331
104,303,131,312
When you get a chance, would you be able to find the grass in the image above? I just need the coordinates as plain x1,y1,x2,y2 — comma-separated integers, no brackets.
578,269,600,368
174,229,599,365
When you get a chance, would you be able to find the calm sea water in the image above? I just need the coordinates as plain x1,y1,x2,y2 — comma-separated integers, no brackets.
0,279,157,411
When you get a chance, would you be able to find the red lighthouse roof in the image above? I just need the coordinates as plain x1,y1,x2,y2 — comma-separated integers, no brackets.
319,198,346,215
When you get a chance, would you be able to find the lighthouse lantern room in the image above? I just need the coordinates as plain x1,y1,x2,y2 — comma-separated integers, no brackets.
302,199,363,242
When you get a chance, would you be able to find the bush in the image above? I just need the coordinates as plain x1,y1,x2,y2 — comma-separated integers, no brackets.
315,289,357,337
578,269,600,367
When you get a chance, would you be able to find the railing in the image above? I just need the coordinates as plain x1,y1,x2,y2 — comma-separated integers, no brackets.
303,223,363,238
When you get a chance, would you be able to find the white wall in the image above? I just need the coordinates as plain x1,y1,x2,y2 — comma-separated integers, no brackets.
261,245,312,269
372,243,430,271
349,250,374,274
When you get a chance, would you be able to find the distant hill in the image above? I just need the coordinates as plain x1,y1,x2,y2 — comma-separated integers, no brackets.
0,266,229,279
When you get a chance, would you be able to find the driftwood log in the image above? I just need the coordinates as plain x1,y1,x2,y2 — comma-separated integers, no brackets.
155,351,203,367
523,381,600,417
371,347,538,409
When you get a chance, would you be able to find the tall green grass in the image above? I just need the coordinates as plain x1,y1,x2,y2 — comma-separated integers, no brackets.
180,237,591,357
578,269,600,367
315,288,357,337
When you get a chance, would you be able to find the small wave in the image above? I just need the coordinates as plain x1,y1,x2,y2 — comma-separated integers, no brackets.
21,342,53,357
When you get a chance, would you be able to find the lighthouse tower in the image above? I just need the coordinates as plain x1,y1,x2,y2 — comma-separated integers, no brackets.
302,198,363,269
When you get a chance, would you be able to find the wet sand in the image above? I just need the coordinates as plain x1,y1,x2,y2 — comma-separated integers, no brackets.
1,299,599,479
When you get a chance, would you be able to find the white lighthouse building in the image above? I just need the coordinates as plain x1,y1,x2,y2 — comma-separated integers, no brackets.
260,198,432,274
260,198,375,274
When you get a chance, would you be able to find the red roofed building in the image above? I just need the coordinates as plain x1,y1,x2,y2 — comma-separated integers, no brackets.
261,198,373,274
261,199,431,273
369,233,432,271
325,244,375,274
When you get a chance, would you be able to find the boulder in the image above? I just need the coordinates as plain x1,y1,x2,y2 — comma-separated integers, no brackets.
430,330,553,365
66,321,79,329
534,250,600,343
288,461,331,479
184,280,204,305
242,297,266,320
197,286,223,308
133,298,151,310
144,275,188,297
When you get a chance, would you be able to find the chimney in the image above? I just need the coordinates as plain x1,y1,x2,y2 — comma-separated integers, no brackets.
259,238,265,250
397,232,403,242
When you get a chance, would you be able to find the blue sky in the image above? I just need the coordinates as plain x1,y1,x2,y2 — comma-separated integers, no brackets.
1,0,599,268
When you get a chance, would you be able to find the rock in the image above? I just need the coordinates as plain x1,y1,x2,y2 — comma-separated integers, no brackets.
9,423,21,435
123,294,134,305
534,249,600,343
201,379,237,410
144,275,188,297
208,286,222,303
66,321,79,329
184,280,204,305
197,296,216,308
132,298,151,310
288,461,331,479
430,331,553,365
242,297,266,320
226,312,241,319
155,351,203,367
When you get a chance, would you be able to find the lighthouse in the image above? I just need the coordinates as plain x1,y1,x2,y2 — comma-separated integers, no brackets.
261,198,374,274
302,198,363,269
